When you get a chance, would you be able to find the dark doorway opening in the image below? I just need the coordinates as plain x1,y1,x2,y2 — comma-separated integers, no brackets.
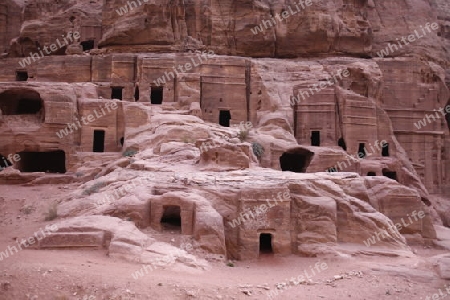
120,137,124,147
16,150,66,173
134,86,139,101
80,40,95,52
111,87,123,100
0,154,12,171
338,137,347,151
16,98,42,114
150,86,163,104
16,71,28,81
219,110,231,127
367,171,376,176
279,149,314,173
93,130,105,152
160,205,181,231
382,143,389,157
358,143,366,158
259,233,273,254
311,131,320,146
382,169,397,181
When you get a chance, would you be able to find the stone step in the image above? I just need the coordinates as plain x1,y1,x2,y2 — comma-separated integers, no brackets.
37,231,105,249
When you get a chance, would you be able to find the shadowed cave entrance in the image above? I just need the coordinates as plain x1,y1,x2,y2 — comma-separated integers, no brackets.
16,150,66,173
280,148,314,173
0,89,43,115
259,233,273,254
111,87,123,100
160,205,182,232
310,131,320,146
383,169,397,181
80,40,95,52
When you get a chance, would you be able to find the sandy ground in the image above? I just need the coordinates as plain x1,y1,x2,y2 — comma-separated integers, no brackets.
0,184,449,300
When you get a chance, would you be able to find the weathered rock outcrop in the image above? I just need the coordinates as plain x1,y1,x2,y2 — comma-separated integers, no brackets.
0,0,448,263
32,215,210,269
54,162,435,259
1,0,447,63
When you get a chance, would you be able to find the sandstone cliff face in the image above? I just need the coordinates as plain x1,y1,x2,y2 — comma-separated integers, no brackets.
0,0,448,261
2,0,447,61
96,0,445,60
54,165,433,260
0,0,22,55
7,0,102,57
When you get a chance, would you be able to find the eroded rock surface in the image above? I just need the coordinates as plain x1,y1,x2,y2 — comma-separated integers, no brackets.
0,0,448,262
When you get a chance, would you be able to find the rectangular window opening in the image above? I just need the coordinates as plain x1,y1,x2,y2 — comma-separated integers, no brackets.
160,205,181,232
16,71,28,81
111,87,123,100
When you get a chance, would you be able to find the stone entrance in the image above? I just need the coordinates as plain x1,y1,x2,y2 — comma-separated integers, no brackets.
160,205,182,232
151,195,195,235
280,149,314,173
311,131,320,146
150,86,163,104
111,87,123,100
219,110,231,127
80,40,94,51
259,233,273,254
383,169,397,181
93,130,105,152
